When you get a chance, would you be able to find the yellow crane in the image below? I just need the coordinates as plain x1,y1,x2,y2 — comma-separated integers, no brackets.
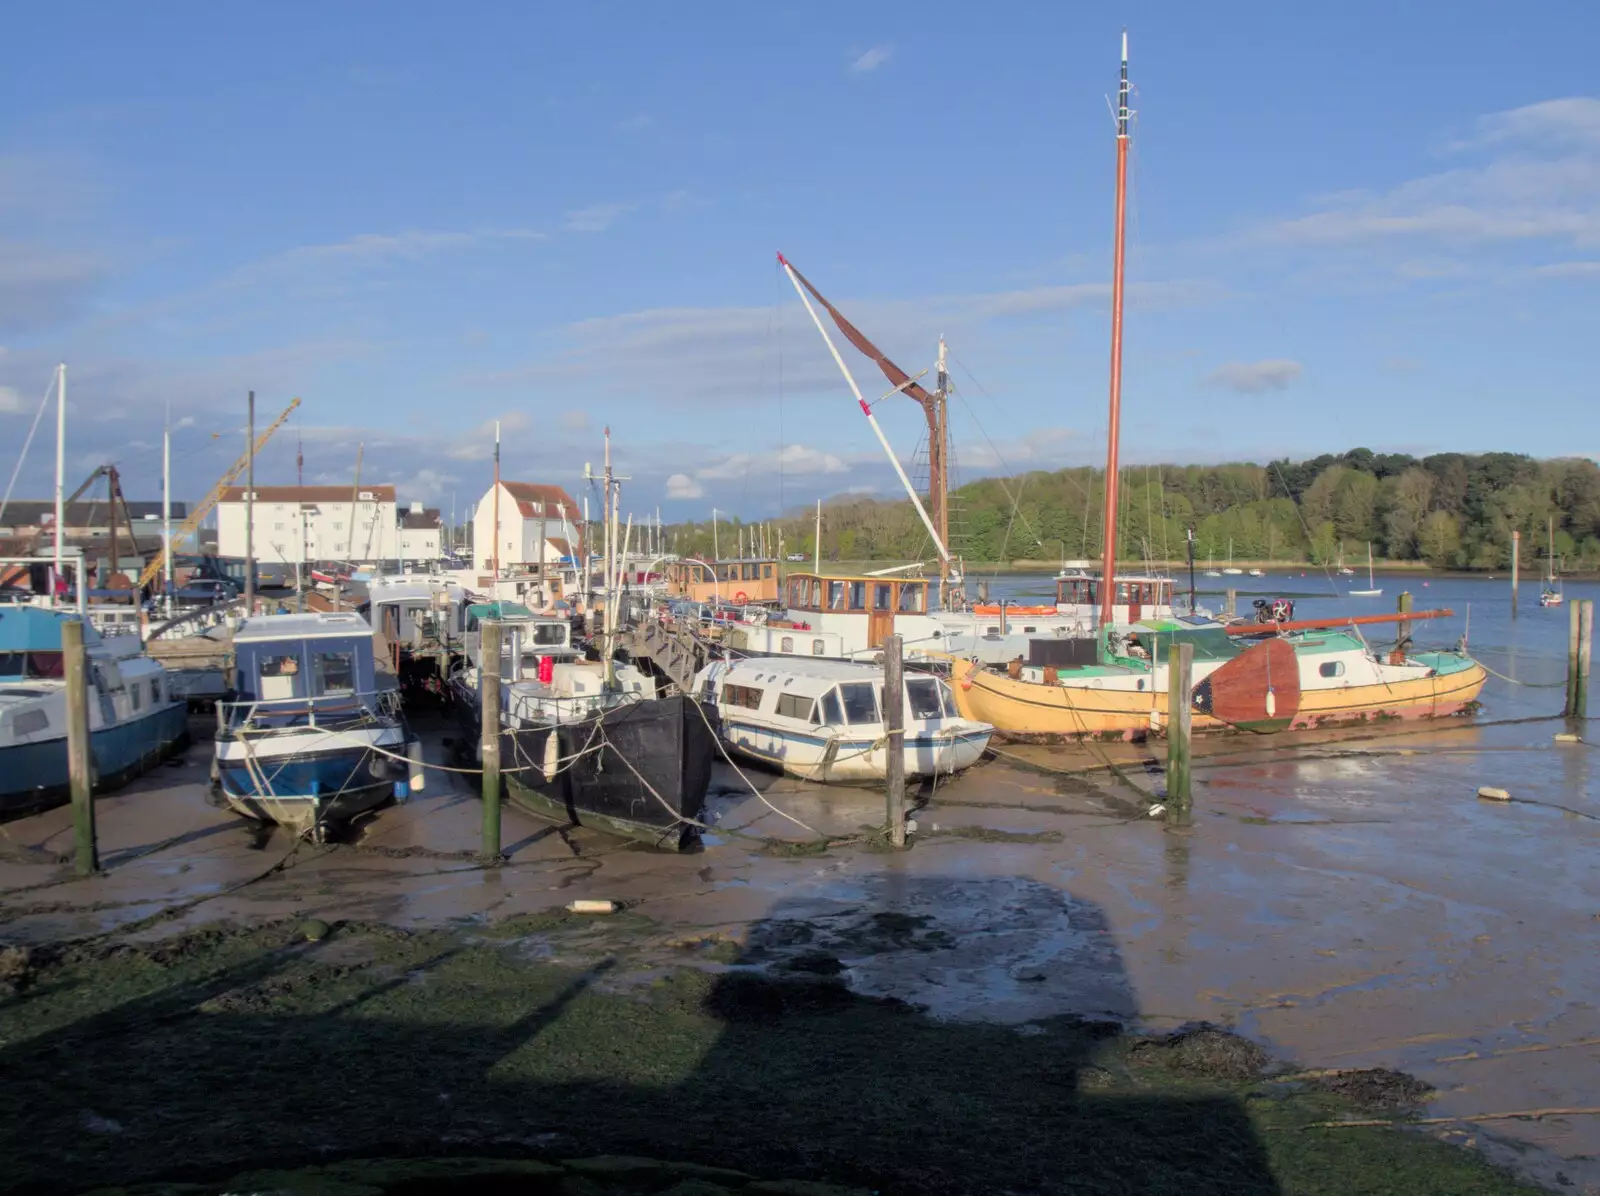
138,396,302,592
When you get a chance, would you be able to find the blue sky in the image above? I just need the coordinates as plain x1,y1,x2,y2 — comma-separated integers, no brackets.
1,0,1597,522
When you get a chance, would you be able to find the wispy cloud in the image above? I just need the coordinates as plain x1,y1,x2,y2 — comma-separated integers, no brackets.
1203,359,1303,393
849,45,893,74
615,113,656,133
267,228,543,270
1529,259,1600,277
0,385,24,414
564,202,636,233
0,240,110,334
697,444,848,482
665,473,705,499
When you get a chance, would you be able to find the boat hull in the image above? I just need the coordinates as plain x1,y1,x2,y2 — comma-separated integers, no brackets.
502,695,716,851
718,717,992,785
951,656,1487,742
214,727,411,836
0,702,190,819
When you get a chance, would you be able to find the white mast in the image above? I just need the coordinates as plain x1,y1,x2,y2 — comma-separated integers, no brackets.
814,499,822,573
162,408,173,618
53,363,65,598
778,255,952,567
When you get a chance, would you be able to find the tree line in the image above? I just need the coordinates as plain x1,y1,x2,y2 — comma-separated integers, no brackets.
664,449,1600,571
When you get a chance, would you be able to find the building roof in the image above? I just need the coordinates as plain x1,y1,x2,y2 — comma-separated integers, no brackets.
0,500,189,527
401,507,442,529
234,611,373,642
546,537,572,556
499,481,578,519
218,485,397,504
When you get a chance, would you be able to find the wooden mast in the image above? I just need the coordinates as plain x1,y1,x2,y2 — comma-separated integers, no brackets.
1098,31,1131,629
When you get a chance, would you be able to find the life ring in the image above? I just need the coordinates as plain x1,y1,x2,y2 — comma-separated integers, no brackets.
734,591,749,604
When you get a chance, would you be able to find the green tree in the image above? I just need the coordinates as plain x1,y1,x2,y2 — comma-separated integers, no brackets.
1418,511,1462,568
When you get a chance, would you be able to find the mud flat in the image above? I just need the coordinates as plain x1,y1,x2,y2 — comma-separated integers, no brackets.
0,711,1594,1194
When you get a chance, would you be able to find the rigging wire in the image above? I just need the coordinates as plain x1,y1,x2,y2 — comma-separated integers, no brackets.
0,371,62,528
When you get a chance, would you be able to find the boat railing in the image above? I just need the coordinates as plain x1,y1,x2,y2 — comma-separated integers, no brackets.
219,687,402,733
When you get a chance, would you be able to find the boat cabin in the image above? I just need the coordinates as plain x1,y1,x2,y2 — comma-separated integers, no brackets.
783,572,930,649
367,575,469,661
1056,573,1175,624
701,659,959,731
664,558,780,606
229,612,383,723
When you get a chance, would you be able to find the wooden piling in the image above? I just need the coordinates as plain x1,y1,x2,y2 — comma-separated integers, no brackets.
61,618,98,876
1225,588,1236,619
883,633,906,848
1165,641,1193,823
1397,590,1412,648
1510,529,1519,617
1568,600,1583,718
1578,600,1593,721
480,619,503,858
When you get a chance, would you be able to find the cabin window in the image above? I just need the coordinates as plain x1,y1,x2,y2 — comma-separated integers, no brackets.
828,580,846,610
532,623,566,646
258,653,306,700
812,639,826,656
742,564,756,582
129,680,142,712
780,636,794,653
983,626,1001,639
898,584,926,613
763,565,774,579
906,678,944,720
315,651,357,697
1023,626,1037,634
839,681,879,725
848,581,867,610
809,578,823,608
13,709,49,736
1319,661,1345,678
938,681,959,718
0,652,64,679
701,677,717,701
873,583,893,612
818,688,844,725
775,693,814,721
722,683,764,710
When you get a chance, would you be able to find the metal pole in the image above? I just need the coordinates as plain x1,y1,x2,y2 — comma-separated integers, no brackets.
1166,641,1193,823
62,618,98,876
162,417,173,618
244,391,256,615
1511,529,1519,618
814,499,822,574
53,364,66,601
883,633,906,847
481,619,502,857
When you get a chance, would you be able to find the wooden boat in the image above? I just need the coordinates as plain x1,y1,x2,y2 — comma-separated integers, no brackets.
1,607,189,819
663,557,781,607
693,657,992,784
213,612,416,839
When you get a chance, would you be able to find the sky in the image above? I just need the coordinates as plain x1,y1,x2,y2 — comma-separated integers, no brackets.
2,0,1598,525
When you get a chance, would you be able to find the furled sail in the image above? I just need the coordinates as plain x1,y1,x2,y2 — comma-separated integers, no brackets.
783,260,935,408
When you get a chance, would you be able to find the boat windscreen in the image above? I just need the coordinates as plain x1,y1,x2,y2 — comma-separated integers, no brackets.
839,682,878,725
906,677,944,719
1162,626,1238,661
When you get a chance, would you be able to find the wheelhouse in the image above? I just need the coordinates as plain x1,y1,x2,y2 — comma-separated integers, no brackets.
782,572,930,649
228,612,383,726
1056,574,1174,621
664,557,780,605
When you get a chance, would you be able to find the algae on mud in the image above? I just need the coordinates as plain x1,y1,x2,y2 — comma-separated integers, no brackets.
0,918,1541,1196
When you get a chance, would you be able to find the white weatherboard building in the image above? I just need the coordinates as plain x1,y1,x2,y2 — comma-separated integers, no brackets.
472,481,582,572
399,503,443,563
217,485,400,564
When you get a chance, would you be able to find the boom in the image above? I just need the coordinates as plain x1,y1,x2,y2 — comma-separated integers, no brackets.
138,396,302,591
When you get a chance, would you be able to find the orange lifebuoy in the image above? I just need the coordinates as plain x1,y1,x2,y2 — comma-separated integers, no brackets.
734,591,749,604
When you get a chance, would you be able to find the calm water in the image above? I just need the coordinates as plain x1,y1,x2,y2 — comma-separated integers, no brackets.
978,570,1596,720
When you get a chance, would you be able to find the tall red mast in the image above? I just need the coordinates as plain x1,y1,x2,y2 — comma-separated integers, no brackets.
1099,32,1131,629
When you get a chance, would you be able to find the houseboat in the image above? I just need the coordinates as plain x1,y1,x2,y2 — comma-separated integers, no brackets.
213,612,415,839
663,557,782,607
694,657,993,784
0,607,189,818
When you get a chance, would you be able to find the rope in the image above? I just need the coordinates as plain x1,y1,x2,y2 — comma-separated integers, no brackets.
0,371,61,529
1477,661,1570,689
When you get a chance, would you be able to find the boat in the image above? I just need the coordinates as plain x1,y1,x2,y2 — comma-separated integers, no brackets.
1247,568,1265,578
453,435,716,850
693,657,993,784
1204,551,1221,579
1349,542,1382,597
0,606,189,818
1540,517,1563,607
945,35,1485,742
662,556,781,607
1222,540,1243,575
212,611,416,839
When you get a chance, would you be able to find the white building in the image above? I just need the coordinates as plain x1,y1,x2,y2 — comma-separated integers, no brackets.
217,485,399,564
399,503,443,563
472,480,582,573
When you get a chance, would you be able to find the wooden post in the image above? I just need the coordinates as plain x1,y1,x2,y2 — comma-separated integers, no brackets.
1225,588,1236,619
61,618,98,876
883,633,906,847
480,619,503,858
1510,529,1519,617
1165,641,1193,823
1578,599,1593,721
1397,590,1412,649
1567,599,1583,719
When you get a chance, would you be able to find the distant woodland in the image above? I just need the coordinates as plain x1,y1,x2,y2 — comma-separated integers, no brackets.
669,449,1600,571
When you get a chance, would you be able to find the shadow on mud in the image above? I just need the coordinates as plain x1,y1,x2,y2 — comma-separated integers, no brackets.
0,878,1296,1194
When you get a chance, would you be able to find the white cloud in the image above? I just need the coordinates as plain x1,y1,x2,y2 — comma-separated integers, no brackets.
0,385,23,414
665,472,704,499
1530,260,1600,277
697,444,848,481
266,228,543,270
564,202,636,233
1203,359,1303,393
1457,97,1600,150
559,409,590,432
849,46,892,74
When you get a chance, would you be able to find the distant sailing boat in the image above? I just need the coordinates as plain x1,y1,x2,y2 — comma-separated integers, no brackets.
1222,538,1243,575
1349,542,1382,597
1336,540,1355,576
1540,517,1563,607
1204,549,1221,578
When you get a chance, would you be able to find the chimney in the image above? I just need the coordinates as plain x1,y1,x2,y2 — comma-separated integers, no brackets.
410,501,423,515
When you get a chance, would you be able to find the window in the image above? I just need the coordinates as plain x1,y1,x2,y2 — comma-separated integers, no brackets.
848,581,867,610
763,564,774,579
775,693,814,721
532,623,567,646
333,521,344,531
780,636,794,653
812,639,826,656
701,677,717,701
129,680,142,712
258,653,305,700
818,689,844,725
722,683,764,709
13,709,49,736
1319,660,1346,678
983,626,1001,639
827,581,846,610
1024,626,1037,634
874,583,893,612
839,682,879,725
315,651,356,696
898,584,926,613
0,652,64,679
906,678,944,720
938,681,959,718
273,522,286,532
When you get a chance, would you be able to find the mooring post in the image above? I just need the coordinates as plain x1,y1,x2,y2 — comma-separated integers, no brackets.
1165,641,1193,823
1567,600,1583,718
1397,590,1412,649
61,618,98,876
883,633,906,847
480,619,503,858
1225,588,1236,619
1510,529,1519,618
1578,599,1593,721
